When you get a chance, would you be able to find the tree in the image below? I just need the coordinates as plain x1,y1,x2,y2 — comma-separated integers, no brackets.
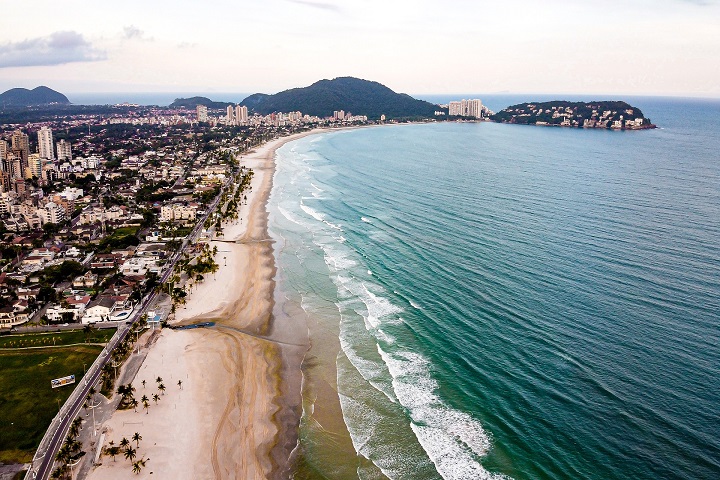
120,437,130,450
107,445,121,462
152,393,160,404
132,431,142,448
158,383,166,395
156,376,163,385
141,395,149,414
124,446,137,463
132,461,142,474
177,380,183,390
131,398,139,412
142,379,146,388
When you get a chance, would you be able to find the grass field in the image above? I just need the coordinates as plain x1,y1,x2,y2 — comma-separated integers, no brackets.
0,328,116,349
0,331,113,464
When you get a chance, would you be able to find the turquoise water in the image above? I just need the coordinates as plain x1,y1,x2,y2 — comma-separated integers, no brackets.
269,99,720,479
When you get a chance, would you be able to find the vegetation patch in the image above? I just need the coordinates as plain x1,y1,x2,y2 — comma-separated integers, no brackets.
0,328,115,349
0,345,103,463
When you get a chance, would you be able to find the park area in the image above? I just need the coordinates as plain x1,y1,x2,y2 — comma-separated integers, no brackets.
0,328,115,464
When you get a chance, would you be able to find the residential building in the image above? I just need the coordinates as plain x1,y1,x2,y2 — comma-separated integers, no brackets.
160,202,198,222
11,130,29,165
236,105,248,124
197,105,208,122
37,201,66,224
57,139,72,161
38,126,54,159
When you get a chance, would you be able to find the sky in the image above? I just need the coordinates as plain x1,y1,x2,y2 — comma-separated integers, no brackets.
1,0,719,97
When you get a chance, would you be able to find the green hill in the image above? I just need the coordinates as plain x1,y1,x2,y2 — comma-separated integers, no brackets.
490,100,655,129
0,86,70,108
240,77,440,120
169,96,232,109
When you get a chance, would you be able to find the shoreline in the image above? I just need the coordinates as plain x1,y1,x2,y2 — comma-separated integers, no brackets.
84,128,331,480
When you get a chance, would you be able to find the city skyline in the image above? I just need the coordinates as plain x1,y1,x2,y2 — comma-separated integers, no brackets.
1,0,719,97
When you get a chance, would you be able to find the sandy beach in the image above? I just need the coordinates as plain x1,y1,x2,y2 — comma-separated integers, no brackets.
86,130,322,480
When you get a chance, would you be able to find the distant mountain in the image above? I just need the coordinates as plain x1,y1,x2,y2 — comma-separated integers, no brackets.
0,86,70,108
169,96,232,109
240,77,440,119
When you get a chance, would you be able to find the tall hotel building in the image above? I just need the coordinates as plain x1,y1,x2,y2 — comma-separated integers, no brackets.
38,126,54,159
449,99,483,118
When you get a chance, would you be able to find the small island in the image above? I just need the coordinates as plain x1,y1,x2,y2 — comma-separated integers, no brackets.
490,100,656,130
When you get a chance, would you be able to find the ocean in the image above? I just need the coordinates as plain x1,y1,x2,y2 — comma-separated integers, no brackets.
267,98,720,479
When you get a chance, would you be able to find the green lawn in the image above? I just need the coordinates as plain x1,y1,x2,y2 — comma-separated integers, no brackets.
0,328,116,349
108,226,140,238
0,337,110,463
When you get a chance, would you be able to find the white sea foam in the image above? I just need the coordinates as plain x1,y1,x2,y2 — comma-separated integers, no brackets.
322,245,357,271
277,205,305,227
361,216,373,223
377,346,507,480
301,203,325,222
410,300,422,310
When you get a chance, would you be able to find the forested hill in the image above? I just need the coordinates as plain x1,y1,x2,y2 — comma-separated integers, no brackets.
240,77,440,120
490,101,655,129
0,86,70,108
169,97,232,109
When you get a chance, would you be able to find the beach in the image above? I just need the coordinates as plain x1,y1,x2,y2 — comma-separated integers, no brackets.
85,130,321,480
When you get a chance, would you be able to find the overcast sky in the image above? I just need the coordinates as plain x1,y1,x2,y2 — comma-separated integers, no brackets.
1,0,719,97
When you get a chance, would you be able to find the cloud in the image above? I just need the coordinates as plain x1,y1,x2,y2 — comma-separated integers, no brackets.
285,0,341,12
123,26,144,40
123,25,153,41
0,31,105,68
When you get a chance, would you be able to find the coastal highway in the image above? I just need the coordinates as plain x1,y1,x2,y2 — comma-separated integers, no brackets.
30,188,225,480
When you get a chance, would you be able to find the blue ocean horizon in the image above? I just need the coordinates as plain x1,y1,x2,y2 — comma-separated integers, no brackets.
269,97,720,479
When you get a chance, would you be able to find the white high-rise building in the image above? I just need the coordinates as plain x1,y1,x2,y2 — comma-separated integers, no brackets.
57,139,72,161
196,105,208,122
226,105,235,125
235,105,248,124
449,99,483,118
38,126,54,159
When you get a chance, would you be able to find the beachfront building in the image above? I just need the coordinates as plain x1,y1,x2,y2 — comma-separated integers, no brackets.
226,105,235,125
160,202,198,223
449,99,484,118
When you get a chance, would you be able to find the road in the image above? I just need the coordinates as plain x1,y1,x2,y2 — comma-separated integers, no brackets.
30,186,226,480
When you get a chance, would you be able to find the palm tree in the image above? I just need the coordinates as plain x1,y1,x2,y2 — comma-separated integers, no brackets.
107,445,120,462
120,437,130,450
156,376,163,385
142,379,146,388
152,393,160,404
177,380,183,390
142,398,150,413
131,398,139,412
132,432,142,448
124,446,137,463
158,383,166,395
132,461,142,474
